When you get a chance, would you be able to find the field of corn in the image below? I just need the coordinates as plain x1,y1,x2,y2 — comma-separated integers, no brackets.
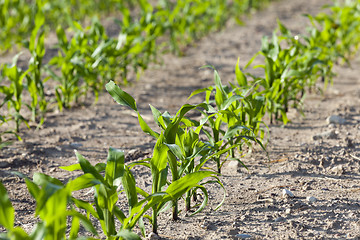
1,0,360,239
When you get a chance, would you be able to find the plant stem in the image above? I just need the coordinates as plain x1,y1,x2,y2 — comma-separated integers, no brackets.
172,200,178,220
167,152,180,220
152,207,158,234
185,191,191,212
216,157,221,174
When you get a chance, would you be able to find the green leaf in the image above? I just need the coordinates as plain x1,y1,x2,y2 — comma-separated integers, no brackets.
116,229,141,240
223,125,252,139
68,209,99,236
235,58,247,86
24,178,40,201
0,182,14,230
66,173,101,192
214,70,226,96
151,134,168,174
106,81,137,111
32,172,63,187
164,143,184,160
60,163,81,171
122,167,138,210
105,147,125,186
202,176,226,211
220,95,243,111
165,171,214,199
189,185,208,216
72,198,98,218
126,192,167,229
113,206,127,223
6,227,32,239
187,87,211,100
137,112,159,138
150,104,163,127
75,151,106,185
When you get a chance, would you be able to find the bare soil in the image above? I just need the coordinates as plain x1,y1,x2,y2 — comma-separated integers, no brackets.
1,0,360,239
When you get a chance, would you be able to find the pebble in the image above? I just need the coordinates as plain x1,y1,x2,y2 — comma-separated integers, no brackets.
55,146,62,151
282,189,295,198
306,196,317,203
331,165,344,175
345,137,355,148
222,160,239,175
0,161,10,168
70,142,83,148
326,115,346,125
285,208,291,214
312,130,337,140
275,216,286,222
148,232,160,240
235,234,252,239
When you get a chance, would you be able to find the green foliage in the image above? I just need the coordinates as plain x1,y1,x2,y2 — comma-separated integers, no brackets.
106,81,225,222
2,1,360,238
0,55,29,133
189,66,267,173
237,1,360,125
24,6,48,125
0,177,98,240
0,0,283,143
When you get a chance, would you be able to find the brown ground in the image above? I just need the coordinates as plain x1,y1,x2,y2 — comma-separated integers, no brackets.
1,0,360,239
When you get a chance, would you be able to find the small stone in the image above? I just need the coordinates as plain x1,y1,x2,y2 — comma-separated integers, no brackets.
70,142,83,148
55,146,62,151
282,189,295,198
275,217,286,222
312,130,337,140
235,234,252,239
285,208,291,214
345,137,355,148
228,229,239,235
331,165,344,175
326,115,346,125
0,161,10,168
222,160,240,175
306,196,317,203
148,232,160,240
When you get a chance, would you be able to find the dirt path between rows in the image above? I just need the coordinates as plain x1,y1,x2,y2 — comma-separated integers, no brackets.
2,0,360,239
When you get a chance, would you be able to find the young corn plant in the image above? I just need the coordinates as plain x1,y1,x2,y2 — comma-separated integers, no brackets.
24,7,48,125
61,147,151,238
188,66,266,173
0,0,33,52
0,115,21,149
106,81,224,221
47,25,83,111
0,174,99,240
243,25,331,124
2,147,199,239
62,146,216,236
0,55,29,133
330,0,360,59
148,103,226,215
48,18,108,110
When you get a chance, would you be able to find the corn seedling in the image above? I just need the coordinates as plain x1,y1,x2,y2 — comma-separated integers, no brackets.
62,146,216,236
106,81,225,221
24,7,48,125
188,67,266,173
0,55,29,132
0,115,21,149
0,175,99,240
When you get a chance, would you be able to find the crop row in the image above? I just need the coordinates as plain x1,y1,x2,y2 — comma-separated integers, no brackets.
0,0,272,148
1,0,360,239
